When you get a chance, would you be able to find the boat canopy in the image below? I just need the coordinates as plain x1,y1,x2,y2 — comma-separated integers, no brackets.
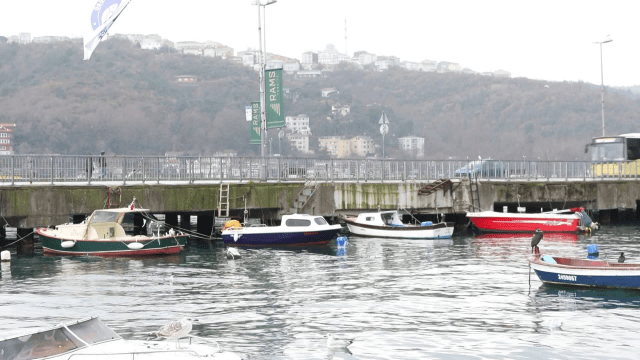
355,211,403,226
282,214,329,227
0,317,120,360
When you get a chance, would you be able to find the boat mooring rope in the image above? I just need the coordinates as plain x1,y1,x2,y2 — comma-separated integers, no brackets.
0,230,36,250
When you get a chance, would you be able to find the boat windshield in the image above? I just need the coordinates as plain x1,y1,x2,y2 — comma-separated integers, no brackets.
91,211,120,223
0,318,119,360
285,219,311,227
314,217,328,225
380,213,394,225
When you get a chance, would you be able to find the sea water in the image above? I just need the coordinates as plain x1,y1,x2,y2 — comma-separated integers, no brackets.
2,226,640,359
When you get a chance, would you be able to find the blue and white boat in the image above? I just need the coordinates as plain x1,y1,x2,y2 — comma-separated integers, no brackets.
529,255,640,289
221,214,342,247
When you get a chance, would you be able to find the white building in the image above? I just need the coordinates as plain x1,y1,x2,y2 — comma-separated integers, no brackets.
285,114,311,134
286,133,310,153
296,70,323,78
241,53,256,67
437,61,462,73
398,136,425,157
301,51,318,64
331,104,351,117
283,61,300,74
318,44,349,65
350,135,374,157
266,59,284,69
493,69,511,78
321,87,338,97
375,56,399,71
420,59,437,72
32,36,70,44
402,61,420,71
353,51,377,65
140,34,162,49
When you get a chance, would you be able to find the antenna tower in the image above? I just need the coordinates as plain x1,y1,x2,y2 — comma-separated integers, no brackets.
344,18,348,57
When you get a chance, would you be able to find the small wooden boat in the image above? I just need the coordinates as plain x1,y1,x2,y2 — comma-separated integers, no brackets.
0,316,240,359
341,210,454,239
529,254,640,289
36,198,188,256
221,213,342,247
467,207,599,233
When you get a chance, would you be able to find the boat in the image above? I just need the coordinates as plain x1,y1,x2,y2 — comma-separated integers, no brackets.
36,198,188,256
0,316,240,360
529,254,640,290
340,210,454,239
466,207,599,233
221,213,342,247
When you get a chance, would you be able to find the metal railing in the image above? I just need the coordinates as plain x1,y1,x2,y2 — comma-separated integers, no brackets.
0,155,638,185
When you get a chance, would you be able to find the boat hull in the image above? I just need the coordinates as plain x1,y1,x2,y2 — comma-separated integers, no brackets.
344,219,454,239
38,231,188,256
222,228,341,247
530,256,640,289
467,213,580,233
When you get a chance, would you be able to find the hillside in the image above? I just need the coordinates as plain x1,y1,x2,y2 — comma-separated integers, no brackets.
1,39,639,160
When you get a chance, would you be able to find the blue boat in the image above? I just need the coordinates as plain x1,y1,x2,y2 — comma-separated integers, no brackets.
221,214,342,247
529,255,640,289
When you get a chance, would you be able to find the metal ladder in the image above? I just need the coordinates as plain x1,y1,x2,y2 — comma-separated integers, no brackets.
218,183,230,217
469,174,481,211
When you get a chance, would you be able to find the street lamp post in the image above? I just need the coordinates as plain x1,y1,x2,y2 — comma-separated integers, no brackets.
278,129,284,155
595,36,612,137
379,111,389,159
254,0,277,177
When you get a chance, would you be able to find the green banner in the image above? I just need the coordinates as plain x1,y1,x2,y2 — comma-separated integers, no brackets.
250,102,261,145
265,68,284,129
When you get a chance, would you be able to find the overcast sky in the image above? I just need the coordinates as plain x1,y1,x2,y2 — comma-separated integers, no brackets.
1,0,638,87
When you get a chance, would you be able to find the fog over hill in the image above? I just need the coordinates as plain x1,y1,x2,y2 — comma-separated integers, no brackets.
1,39,639,160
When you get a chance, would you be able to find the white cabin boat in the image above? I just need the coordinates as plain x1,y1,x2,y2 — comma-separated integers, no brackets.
342,210,454,239
0,316,240,360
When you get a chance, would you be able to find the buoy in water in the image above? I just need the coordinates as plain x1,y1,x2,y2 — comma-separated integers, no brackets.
1,250,10,262
226,247,241,259
127,242,144,250
336,236,348,248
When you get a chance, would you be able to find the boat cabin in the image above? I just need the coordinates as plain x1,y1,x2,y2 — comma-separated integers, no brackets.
52,207,162,240
354,211,403,227
0,317,120,360
280,214,330,227
87,208,161,239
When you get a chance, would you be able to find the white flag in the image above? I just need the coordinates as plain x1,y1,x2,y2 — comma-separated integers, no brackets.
83,0,132,60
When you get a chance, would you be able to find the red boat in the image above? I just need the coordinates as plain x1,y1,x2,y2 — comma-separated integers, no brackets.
466,207,598,233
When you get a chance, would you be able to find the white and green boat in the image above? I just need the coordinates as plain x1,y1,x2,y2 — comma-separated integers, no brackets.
36,199,188,257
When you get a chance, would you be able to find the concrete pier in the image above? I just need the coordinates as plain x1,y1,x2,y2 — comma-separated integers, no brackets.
0,180,638,229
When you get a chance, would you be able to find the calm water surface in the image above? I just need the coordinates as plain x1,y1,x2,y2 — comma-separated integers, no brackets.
2,226,640,359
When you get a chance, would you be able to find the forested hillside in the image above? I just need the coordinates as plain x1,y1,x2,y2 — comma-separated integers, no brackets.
1,39,639,160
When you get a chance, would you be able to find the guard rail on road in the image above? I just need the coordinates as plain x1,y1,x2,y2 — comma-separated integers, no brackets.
0,155,637,185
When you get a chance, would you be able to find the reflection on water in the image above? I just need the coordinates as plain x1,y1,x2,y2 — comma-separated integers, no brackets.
1,228,640,359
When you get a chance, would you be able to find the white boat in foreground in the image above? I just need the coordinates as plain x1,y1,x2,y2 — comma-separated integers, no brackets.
341,210,454,239
0,316,241,360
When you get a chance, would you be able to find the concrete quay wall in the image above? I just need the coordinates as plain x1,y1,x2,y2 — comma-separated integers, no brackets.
1,180,640,227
